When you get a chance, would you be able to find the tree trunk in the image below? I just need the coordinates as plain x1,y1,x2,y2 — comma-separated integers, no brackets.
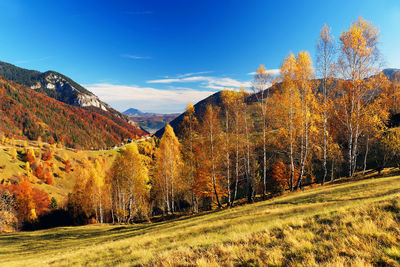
363,135,369,175
225,111,231,206
210,123,222,208
322,76,328,185
244,107,252,203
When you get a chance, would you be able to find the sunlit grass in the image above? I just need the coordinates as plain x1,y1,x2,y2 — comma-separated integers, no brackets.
0,141,118,202
0,175,399,266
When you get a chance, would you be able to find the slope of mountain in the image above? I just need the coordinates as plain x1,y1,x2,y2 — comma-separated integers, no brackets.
0,77,146,148
154,91,225,138
383,68,400,80
156,68,398,139
123,108,179,133
0,61,141,132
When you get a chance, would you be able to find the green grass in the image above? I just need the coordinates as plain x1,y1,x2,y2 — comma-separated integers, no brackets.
1,175,400,266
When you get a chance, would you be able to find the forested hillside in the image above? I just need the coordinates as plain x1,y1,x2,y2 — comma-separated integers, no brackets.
0,61,142,134
0,77,146,149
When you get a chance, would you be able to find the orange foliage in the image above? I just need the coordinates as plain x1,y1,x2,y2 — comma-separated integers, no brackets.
42,149,53,161
64,159,72,173
25,149,36,164
268,161,289,195
1,176,50,222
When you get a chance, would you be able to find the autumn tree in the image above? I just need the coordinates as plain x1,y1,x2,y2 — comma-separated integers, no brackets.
252,65,274,198
110,143,150,223
316,24,336,184
295,51,316,189
180,103,199,211
278,53,301,191
268,161,289,195
336,17,383,177
70,158,108,223
154,124,184,214
230,90,246,205
198,105,224,208
220,91,236,206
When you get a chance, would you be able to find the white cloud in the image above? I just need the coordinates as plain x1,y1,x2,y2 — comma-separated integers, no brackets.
85,83,217,113
122,54,151,60
248,68,281,76
147,75,251,89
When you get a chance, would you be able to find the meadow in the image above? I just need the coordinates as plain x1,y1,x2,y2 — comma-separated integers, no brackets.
0,173,399,266
0,140,119,203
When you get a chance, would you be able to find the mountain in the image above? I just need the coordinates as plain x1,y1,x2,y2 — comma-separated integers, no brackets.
123,108,146,117
154,91,227,138
383,68,400,80
0,61,142,132
155,68,399,139
123,108,179,133
0,77,147,149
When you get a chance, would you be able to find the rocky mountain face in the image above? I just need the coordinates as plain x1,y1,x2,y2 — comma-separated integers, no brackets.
0,61,108,110
0,77,147,149
0,61,144,134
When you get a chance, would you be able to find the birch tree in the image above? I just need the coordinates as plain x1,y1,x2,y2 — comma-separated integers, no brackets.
316,24,336,185
252,65,274,198
154,124,183,214
181,103,199,212
337,17,382,177
295,51,315,189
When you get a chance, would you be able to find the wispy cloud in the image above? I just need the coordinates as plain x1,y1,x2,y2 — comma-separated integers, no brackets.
121,54,152,60
248,68,281,76
176,71,213,78
85,83,217,113
147,75,251,90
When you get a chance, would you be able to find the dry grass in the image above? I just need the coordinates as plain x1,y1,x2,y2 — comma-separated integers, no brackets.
152,199,400,266
0,175,399,266
0,141,118,202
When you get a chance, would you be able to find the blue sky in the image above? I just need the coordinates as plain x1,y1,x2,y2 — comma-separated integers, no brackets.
1,0,400,113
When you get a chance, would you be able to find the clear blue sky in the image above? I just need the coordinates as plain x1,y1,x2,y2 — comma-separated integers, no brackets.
1,0,399,113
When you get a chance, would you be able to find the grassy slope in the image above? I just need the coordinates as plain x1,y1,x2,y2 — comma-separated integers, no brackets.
0,175,399,266
0,140,118,203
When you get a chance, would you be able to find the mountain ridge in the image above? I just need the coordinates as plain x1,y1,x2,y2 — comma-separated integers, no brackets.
0,61,143,133
0,77,146,148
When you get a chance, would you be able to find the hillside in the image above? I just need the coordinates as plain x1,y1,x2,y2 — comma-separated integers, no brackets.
154,91,226,138
0,77,146,149
0,174,399,266
155,69,396,139
0,61,142,133
123,108,179,133
0,140,118,204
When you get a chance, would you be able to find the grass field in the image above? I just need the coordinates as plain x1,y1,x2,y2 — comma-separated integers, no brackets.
0,174,399,266
0,141,119,203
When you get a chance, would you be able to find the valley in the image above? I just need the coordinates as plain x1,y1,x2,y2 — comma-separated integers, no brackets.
1,2,400,266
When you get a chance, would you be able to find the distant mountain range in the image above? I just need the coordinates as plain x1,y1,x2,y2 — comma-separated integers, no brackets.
123,108,179,133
